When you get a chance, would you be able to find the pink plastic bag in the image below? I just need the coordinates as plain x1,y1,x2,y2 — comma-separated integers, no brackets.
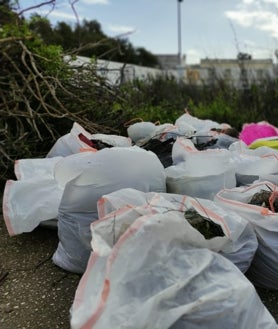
239,122,278,146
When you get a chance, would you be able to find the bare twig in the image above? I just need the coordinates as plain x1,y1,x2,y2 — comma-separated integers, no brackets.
17,0,56,17
69,0,80,26
0,35,125,178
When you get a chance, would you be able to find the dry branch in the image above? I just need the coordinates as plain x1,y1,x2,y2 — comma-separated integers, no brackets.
0,35,126,183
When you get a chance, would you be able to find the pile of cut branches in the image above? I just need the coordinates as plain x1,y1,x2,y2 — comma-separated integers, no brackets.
0,20,129,185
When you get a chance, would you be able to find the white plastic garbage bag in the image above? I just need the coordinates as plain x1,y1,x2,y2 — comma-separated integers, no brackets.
229,140,278,157
47,122,131,157
13,156,62,180
175,112,225,132
52,146,166,273
172,137,233,166
47,122,95,157
166,164,236,200
54,151,101,188
96,188,257,273
152,122,195,142
90,133,131,147
215,181,278,289
166,139,236,199
70,212,277,329
2,157,63,235
127,121,157,144
2,151,116,236
229,141,278,186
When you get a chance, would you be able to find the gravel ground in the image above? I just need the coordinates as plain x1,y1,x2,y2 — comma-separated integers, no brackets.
0,209,277,329
0,216,81,329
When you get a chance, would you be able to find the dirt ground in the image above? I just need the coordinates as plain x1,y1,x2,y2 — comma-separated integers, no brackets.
0,208,278,329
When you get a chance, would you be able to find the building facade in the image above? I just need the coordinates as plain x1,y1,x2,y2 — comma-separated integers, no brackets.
156,54,186,70
184,58,276,88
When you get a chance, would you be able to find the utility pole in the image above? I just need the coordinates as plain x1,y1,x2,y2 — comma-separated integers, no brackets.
177,0,183,66
177,0,183,80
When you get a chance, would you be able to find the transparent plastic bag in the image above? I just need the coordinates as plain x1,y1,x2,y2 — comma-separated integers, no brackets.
215,181,278,289
71,212,276,329
96,188,258,273
2,157,63,235
52,147,166,273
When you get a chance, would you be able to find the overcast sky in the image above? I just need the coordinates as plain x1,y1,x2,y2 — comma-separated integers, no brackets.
20,0,278,64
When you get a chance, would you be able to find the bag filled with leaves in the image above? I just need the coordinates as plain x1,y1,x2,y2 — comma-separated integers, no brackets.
215,181,278,289
70,211,275,329
96,188,258,273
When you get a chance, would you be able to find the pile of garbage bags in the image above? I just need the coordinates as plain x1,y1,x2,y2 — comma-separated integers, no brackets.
2,112,278,328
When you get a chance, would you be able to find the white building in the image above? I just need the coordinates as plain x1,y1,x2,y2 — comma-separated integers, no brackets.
185,58,276,88
65,54,278,88
64,55,179,85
